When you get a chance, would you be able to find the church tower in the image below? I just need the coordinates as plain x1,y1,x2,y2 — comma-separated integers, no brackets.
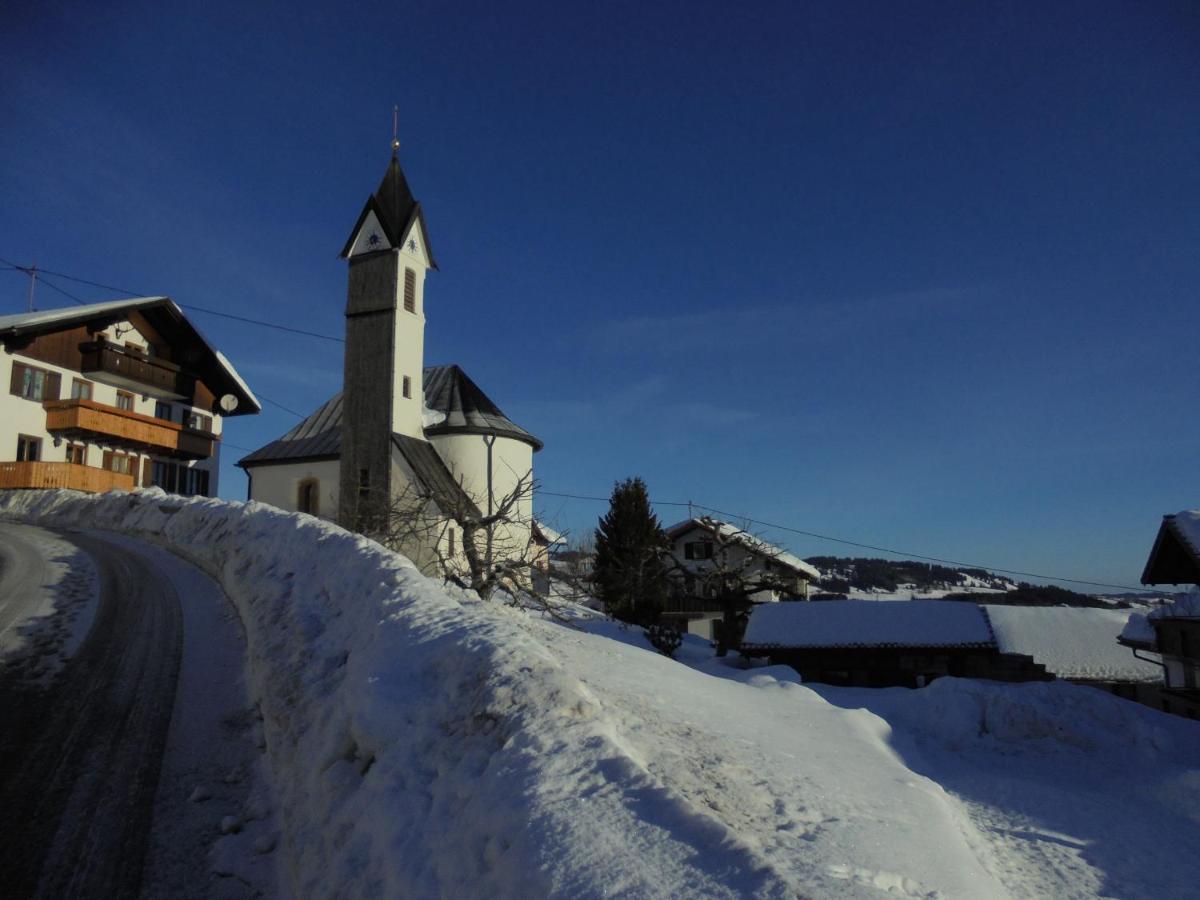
337,143,437,530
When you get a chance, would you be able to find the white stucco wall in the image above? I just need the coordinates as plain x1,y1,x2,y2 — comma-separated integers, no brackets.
246,459,341,519
390,221,431,441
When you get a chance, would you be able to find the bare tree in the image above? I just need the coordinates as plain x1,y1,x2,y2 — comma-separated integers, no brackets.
366,470,568,610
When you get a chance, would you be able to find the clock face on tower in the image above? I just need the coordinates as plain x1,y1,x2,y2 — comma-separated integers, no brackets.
366,230,383,249
407,237,418,253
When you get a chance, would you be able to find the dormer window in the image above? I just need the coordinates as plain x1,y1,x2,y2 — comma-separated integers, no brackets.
403,268,416,313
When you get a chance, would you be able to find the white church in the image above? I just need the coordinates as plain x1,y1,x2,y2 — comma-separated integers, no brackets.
239,146,543,576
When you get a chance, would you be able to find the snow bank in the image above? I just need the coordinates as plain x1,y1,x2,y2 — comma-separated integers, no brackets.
860,677,1191,757
1,489,789,897
1150,588,1200,620
984,605,1161,682
742,598,994,648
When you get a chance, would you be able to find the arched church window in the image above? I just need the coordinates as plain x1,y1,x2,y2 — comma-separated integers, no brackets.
298,478,319,515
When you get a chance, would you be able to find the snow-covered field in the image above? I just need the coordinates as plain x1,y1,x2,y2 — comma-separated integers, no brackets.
3,489,1198,898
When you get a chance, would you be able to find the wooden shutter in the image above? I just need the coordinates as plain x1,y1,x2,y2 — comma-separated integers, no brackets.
102,450,113,471
9,362,25,396
45,372,61,401
403,268,416,312
142,457,154,487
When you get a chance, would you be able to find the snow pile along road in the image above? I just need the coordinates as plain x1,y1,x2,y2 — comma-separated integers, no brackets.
4,489,1198,898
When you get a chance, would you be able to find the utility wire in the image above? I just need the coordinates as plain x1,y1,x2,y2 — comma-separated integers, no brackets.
3,258,344,343
4,259,1151,592
539,489,1150,593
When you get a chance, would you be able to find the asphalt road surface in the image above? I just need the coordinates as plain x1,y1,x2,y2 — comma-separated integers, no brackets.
0,523,183,899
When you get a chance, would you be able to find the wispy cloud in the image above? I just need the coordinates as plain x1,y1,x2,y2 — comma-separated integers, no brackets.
592,286,990,355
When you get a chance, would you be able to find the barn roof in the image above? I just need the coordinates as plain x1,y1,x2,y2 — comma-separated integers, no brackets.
741,599,996,650
985,605,1161,683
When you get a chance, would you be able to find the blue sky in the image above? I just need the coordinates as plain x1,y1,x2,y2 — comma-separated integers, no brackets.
2,1,1197,588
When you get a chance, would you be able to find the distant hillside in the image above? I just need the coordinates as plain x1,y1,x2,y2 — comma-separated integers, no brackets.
807,557,1016,595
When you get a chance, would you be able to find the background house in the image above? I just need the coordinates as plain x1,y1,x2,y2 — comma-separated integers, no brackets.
664,517,819,642
0,297,259,496
1119,509,1200,718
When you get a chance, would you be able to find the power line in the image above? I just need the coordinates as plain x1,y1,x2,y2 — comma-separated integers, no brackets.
3,258,344,343
258,394,306,419
538,489,1150,592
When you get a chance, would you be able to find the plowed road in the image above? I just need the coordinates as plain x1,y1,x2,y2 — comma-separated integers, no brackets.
0,523,183,899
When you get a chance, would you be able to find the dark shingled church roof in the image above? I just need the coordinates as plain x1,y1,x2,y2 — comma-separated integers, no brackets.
238,393,343,465
391,433,480,518
339,155,438,268
237,392,480,516
423,364,543,450
238,364,541,467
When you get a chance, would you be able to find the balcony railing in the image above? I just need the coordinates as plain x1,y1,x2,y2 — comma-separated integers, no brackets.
0,461,135,493
43,399,215,460
79,341,195,400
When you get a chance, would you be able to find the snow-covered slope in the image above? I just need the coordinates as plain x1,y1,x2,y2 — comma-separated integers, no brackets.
3,489,1198,899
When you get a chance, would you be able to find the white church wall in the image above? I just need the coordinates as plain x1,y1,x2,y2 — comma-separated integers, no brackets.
389,221,431,441
247,459,341,520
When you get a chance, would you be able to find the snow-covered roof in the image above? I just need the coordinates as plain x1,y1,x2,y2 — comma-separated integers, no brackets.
1141,509,1200,585
0,296,260,415
532,520,566,547
1119,612,1157,648
666,518,821,580
741,600,995,649
985,606,1161,683
1149,590,1200,620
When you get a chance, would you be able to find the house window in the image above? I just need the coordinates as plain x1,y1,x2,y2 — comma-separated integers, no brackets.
402,376,411,399
104,451,134,475
9,363,59,402
297,478,319,515
151,460,209,496
684,541,714,560
403,267,416,313
16,435,41,462
66,443,86,465
71,379,93,401
154,401,174,421
116,391,135,411
186,411,212,432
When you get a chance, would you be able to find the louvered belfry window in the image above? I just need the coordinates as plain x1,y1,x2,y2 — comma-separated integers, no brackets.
403,268,416,313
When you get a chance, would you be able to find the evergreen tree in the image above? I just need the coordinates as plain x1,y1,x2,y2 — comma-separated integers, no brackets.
592,477,670,625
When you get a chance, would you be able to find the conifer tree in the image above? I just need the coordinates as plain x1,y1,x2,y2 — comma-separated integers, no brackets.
592,477,670,625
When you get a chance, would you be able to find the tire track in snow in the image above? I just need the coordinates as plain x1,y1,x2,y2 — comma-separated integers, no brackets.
0,531,182,899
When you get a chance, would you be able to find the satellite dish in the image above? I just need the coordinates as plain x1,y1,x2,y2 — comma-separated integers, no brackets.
219,394,239,413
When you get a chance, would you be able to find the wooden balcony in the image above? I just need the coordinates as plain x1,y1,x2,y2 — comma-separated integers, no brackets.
0,461,135,493
43,399,216,460
79,341,194,400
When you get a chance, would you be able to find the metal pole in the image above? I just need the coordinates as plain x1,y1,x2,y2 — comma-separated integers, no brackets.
484,434,496,573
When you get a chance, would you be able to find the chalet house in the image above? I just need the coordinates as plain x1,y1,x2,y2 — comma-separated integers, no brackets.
1118,509,1200,719
239,147,542,579
0,298,259,496
663,517,820,642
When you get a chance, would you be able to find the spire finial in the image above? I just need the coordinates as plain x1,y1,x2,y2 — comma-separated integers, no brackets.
391,105,400,157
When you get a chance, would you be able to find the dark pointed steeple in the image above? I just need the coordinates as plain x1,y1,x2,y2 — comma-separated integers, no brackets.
339,154,437,267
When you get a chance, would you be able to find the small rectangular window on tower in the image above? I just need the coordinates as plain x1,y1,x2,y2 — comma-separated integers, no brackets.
402,375,411,399
403,268,416,313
